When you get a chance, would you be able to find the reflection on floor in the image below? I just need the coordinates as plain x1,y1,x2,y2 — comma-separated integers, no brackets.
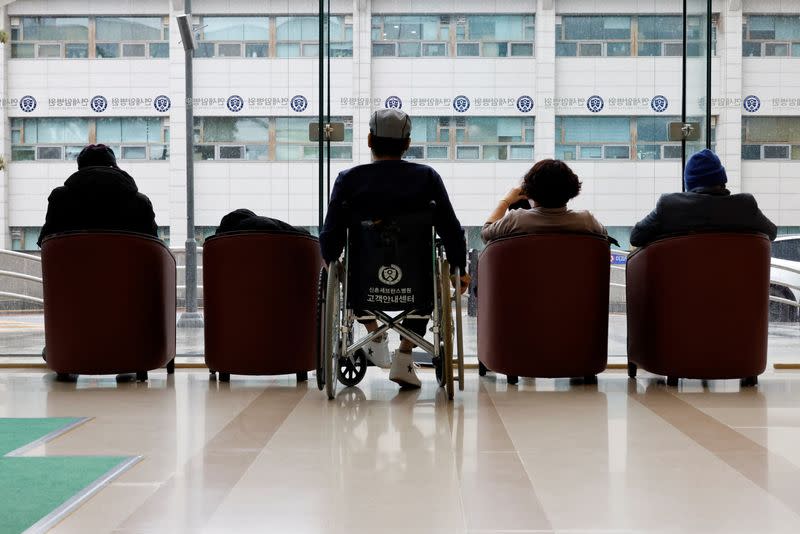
0,314,799,365
2,368,800,533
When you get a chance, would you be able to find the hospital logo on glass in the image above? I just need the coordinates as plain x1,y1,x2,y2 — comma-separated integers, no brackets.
90,96,108,113
587,95,604,113
154,95,171,113
385,96,403,109
516,95,534,113
650,95,669,113
743,95,761,113
290,95,308,113
453,95,471,113
226,95,245,113
378,265,403,286
19,95,37,113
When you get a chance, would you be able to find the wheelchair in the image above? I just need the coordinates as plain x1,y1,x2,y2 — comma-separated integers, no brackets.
317,208,465,400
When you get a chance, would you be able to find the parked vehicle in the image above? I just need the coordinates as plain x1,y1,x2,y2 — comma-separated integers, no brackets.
770,235,800,322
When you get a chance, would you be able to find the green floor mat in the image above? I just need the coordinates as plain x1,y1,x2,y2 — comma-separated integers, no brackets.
0,418,134,534
0,417,82,456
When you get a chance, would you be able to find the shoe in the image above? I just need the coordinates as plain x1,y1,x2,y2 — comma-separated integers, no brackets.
389,350,421,389
365,334,391,368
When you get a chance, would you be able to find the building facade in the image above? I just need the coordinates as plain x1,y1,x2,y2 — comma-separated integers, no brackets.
0,0,798,251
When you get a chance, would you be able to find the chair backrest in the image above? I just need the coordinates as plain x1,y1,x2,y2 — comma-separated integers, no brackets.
203,231,322,375
626,232,770,378
41,231,176,374
347,209,434,311
477,233,610,377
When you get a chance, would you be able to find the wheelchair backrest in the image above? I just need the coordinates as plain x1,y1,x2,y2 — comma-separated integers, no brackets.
347,209,434,311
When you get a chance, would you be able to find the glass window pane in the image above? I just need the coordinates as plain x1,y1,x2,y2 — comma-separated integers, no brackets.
564,17,593,40
219,146,244,159
122,43,146,57
556,42,577,56
277,43,301,57
245,145,268,160
244,43,268,57
607,42,630,56
194,145,215,160
11,44,35,58
578,146,602,159
563,117,630,143
456,146,480,159
38,44,61,57
405,146,424,159
510,43,533,56
603,17,630,39
427,146,448,159
457,43,479,56
149,42,169,58
195,42,215,57
66,43,89,58
664,43,683,56
96,43,120,58
636,144,660,160
398,42,420,57
555,145,576,160
205,17,268,41
604,146,630,159
742,144,761,160
482,42,507,57
121,146,147,159
330,43,352,57
97,118,122,143
12,147,35,161
150,145,169,160
218,43,242,57
663,145,683,159
30,118,89,143
579,43,602,56
422,43,446,56
765,43,790,56
638,42,661,56
743,41,762,57
764,145,790,159
482,145,508,160
793,43,800,57
510,145,534,159
96,17,161,41
37,146,62,160
372,43,395,57
276,145,302,160
22,17,89,41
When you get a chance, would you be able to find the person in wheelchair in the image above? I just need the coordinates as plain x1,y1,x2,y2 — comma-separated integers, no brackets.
320,109,470,388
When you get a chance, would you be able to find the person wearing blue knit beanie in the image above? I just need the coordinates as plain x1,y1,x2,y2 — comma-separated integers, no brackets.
630,149,776,247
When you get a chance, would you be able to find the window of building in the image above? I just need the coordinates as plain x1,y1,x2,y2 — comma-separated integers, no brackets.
742,117,800,160
556,116,715,160
193,117,353,161
743,15,800,57
407,117,533,160
276,16,353,57
556,14,716,57
11,117,169,161
193,16,270,58
372,15,534,57
10,16,168,59
97,117,169,160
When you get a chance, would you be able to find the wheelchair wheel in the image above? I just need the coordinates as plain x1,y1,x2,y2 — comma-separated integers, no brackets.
434,341,445,387
438,258,455,400
453,268,465,392
338,348,367,387
324,262,343,400
316,268,327,391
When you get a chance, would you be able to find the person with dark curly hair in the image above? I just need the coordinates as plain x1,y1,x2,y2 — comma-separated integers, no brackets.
481,159,606,243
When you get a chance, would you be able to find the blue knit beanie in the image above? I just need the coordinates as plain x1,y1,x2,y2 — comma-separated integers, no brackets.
684,149,727,191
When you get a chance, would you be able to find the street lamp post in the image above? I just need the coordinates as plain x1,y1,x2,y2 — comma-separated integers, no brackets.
176,6,203,328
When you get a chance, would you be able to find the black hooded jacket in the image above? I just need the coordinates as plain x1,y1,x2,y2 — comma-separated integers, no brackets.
38,166,158,246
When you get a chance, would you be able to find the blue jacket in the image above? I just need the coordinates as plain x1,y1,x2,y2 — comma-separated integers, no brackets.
320,160,466,271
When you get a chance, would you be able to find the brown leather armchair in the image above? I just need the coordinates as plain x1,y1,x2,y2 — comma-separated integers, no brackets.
203,231,322,382
477,234,610,384
42,232,176,380
626,233,770,386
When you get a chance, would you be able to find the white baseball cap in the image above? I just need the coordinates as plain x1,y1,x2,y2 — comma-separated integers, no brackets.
369,109,412,139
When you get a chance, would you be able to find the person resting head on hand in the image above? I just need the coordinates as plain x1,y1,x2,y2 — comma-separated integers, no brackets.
481,159,607,244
